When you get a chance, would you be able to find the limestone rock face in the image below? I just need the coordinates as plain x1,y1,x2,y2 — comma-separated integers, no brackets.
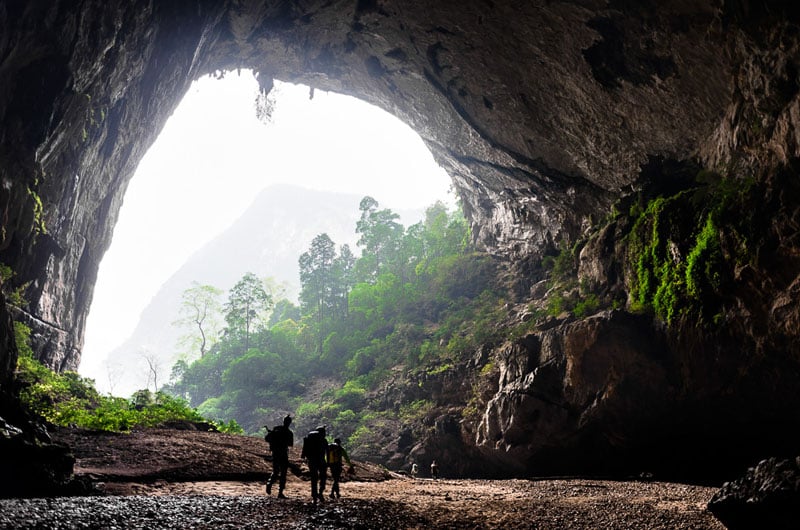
0,0,799,480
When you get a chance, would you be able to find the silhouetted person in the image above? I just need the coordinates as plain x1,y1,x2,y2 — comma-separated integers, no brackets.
410,462,418,479
301,425,328,503
430,459,440,479
265,415,293,498
327,438,353,499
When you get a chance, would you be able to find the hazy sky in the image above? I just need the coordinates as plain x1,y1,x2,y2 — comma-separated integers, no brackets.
80,72,453,379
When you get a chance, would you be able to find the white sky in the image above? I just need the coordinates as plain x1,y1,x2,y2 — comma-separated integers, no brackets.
80,72,453,378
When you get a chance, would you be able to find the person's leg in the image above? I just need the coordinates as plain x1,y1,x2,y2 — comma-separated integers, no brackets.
266,463,277,494
319,465,327,496
310,465,319,500
331,466,341,497
278,458,288,497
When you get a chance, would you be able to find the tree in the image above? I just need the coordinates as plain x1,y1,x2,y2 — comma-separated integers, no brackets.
331,244,356,318
299,234,337,352
173,282,223,358
225,272,273,352
268,299,302,327
355,196,403,279
141,349,162,393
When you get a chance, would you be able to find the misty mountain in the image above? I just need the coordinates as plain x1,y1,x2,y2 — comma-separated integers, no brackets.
99,184,417,397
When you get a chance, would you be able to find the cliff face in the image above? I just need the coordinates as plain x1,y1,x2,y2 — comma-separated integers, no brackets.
1,1,799,479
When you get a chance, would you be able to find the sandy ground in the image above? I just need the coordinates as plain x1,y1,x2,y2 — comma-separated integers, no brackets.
37,427,726,529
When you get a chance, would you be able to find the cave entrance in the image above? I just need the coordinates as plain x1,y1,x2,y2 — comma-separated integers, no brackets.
79,71,452,396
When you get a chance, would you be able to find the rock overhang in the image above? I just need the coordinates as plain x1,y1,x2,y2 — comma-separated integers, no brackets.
0,0,796,394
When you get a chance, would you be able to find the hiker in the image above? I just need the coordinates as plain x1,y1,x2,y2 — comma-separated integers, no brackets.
431,459,440,479
265,414,293,498
410,462,418,479
301,425,329,503
326,438,353,499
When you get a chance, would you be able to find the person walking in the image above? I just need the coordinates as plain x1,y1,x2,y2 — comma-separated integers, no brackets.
430,459,440,479
301,425,329,503
326,438,353,499
265,415,293,498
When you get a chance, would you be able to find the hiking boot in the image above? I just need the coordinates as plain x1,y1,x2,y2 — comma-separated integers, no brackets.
277,492,287,499
329,492,336,499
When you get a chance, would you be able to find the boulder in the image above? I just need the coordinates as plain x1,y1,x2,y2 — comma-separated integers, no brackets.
708,457,800,530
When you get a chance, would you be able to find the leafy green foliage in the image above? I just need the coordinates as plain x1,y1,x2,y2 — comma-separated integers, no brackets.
15,329,209,432
625,173,755,325
164,199,500,443
1,263,30,307
224,272,272,352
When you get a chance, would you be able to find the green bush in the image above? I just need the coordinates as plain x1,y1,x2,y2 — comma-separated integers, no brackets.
16,335,211,432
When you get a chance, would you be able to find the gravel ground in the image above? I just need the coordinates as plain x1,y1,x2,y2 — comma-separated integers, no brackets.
0,495,416,530
0,478,724,530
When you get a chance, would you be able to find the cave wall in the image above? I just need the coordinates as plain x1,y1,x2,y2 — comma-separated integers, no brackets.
1,0,799,478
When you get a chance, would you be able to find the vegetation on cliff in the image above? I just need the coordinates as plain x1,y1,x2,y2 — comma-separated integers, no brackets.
624,170,757,326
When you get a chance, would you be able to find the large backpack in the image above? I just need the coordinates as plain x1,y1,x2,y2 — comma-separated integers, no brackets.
326,443,342,465
265,425,287,452
301,429,325,461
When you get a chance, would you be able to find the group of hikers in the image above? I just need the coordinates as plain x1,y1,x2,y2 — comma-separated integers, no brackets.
264,415,442,502
264,415,352,503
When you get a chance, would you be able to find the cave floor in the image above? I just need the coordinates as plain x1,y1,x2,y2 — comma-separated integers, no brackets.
0,427,725,529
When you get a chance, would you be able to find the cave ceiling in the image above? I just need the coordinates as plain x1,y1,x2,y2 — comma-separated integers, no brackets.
1,0,797,370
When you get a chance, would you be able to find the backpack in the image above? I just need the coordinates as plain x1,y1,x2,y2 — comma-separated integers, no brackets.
301,430,325,461
326,443,342,465
265,425,287,452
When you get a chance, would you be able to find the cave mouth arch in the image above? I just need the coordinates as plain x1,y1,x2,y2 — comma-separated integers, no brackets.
2,0,658,371
79,71,454,395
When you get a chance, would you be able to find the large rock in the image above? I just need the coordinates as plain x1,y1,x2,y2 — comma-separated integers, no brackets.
708,457,800,530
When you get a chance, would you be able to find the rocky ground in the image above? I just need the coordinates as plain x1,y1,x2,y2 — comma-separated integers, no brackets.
0,427,726,529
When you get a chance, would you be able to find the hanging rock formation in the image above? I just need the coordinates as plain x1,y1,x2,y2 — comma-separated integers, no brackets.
1,0,799,488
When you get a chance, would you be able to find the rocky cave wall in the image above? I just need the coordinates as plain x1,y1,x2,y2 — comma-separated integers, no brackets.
1,0,799,479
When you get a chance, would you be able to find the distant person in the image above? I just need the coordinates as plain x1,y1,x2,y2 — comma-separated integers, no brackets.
430,459,440,479
265,415,293,498
301,425,329,503
410,462,418,479
326,438,353,499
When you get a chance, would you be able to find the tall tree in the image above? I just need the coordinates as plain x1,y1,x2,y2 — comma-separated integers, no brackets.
331,244,356,318
355,196,403,279
173,282,223,358
225,272,273,352
299,233,337,352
